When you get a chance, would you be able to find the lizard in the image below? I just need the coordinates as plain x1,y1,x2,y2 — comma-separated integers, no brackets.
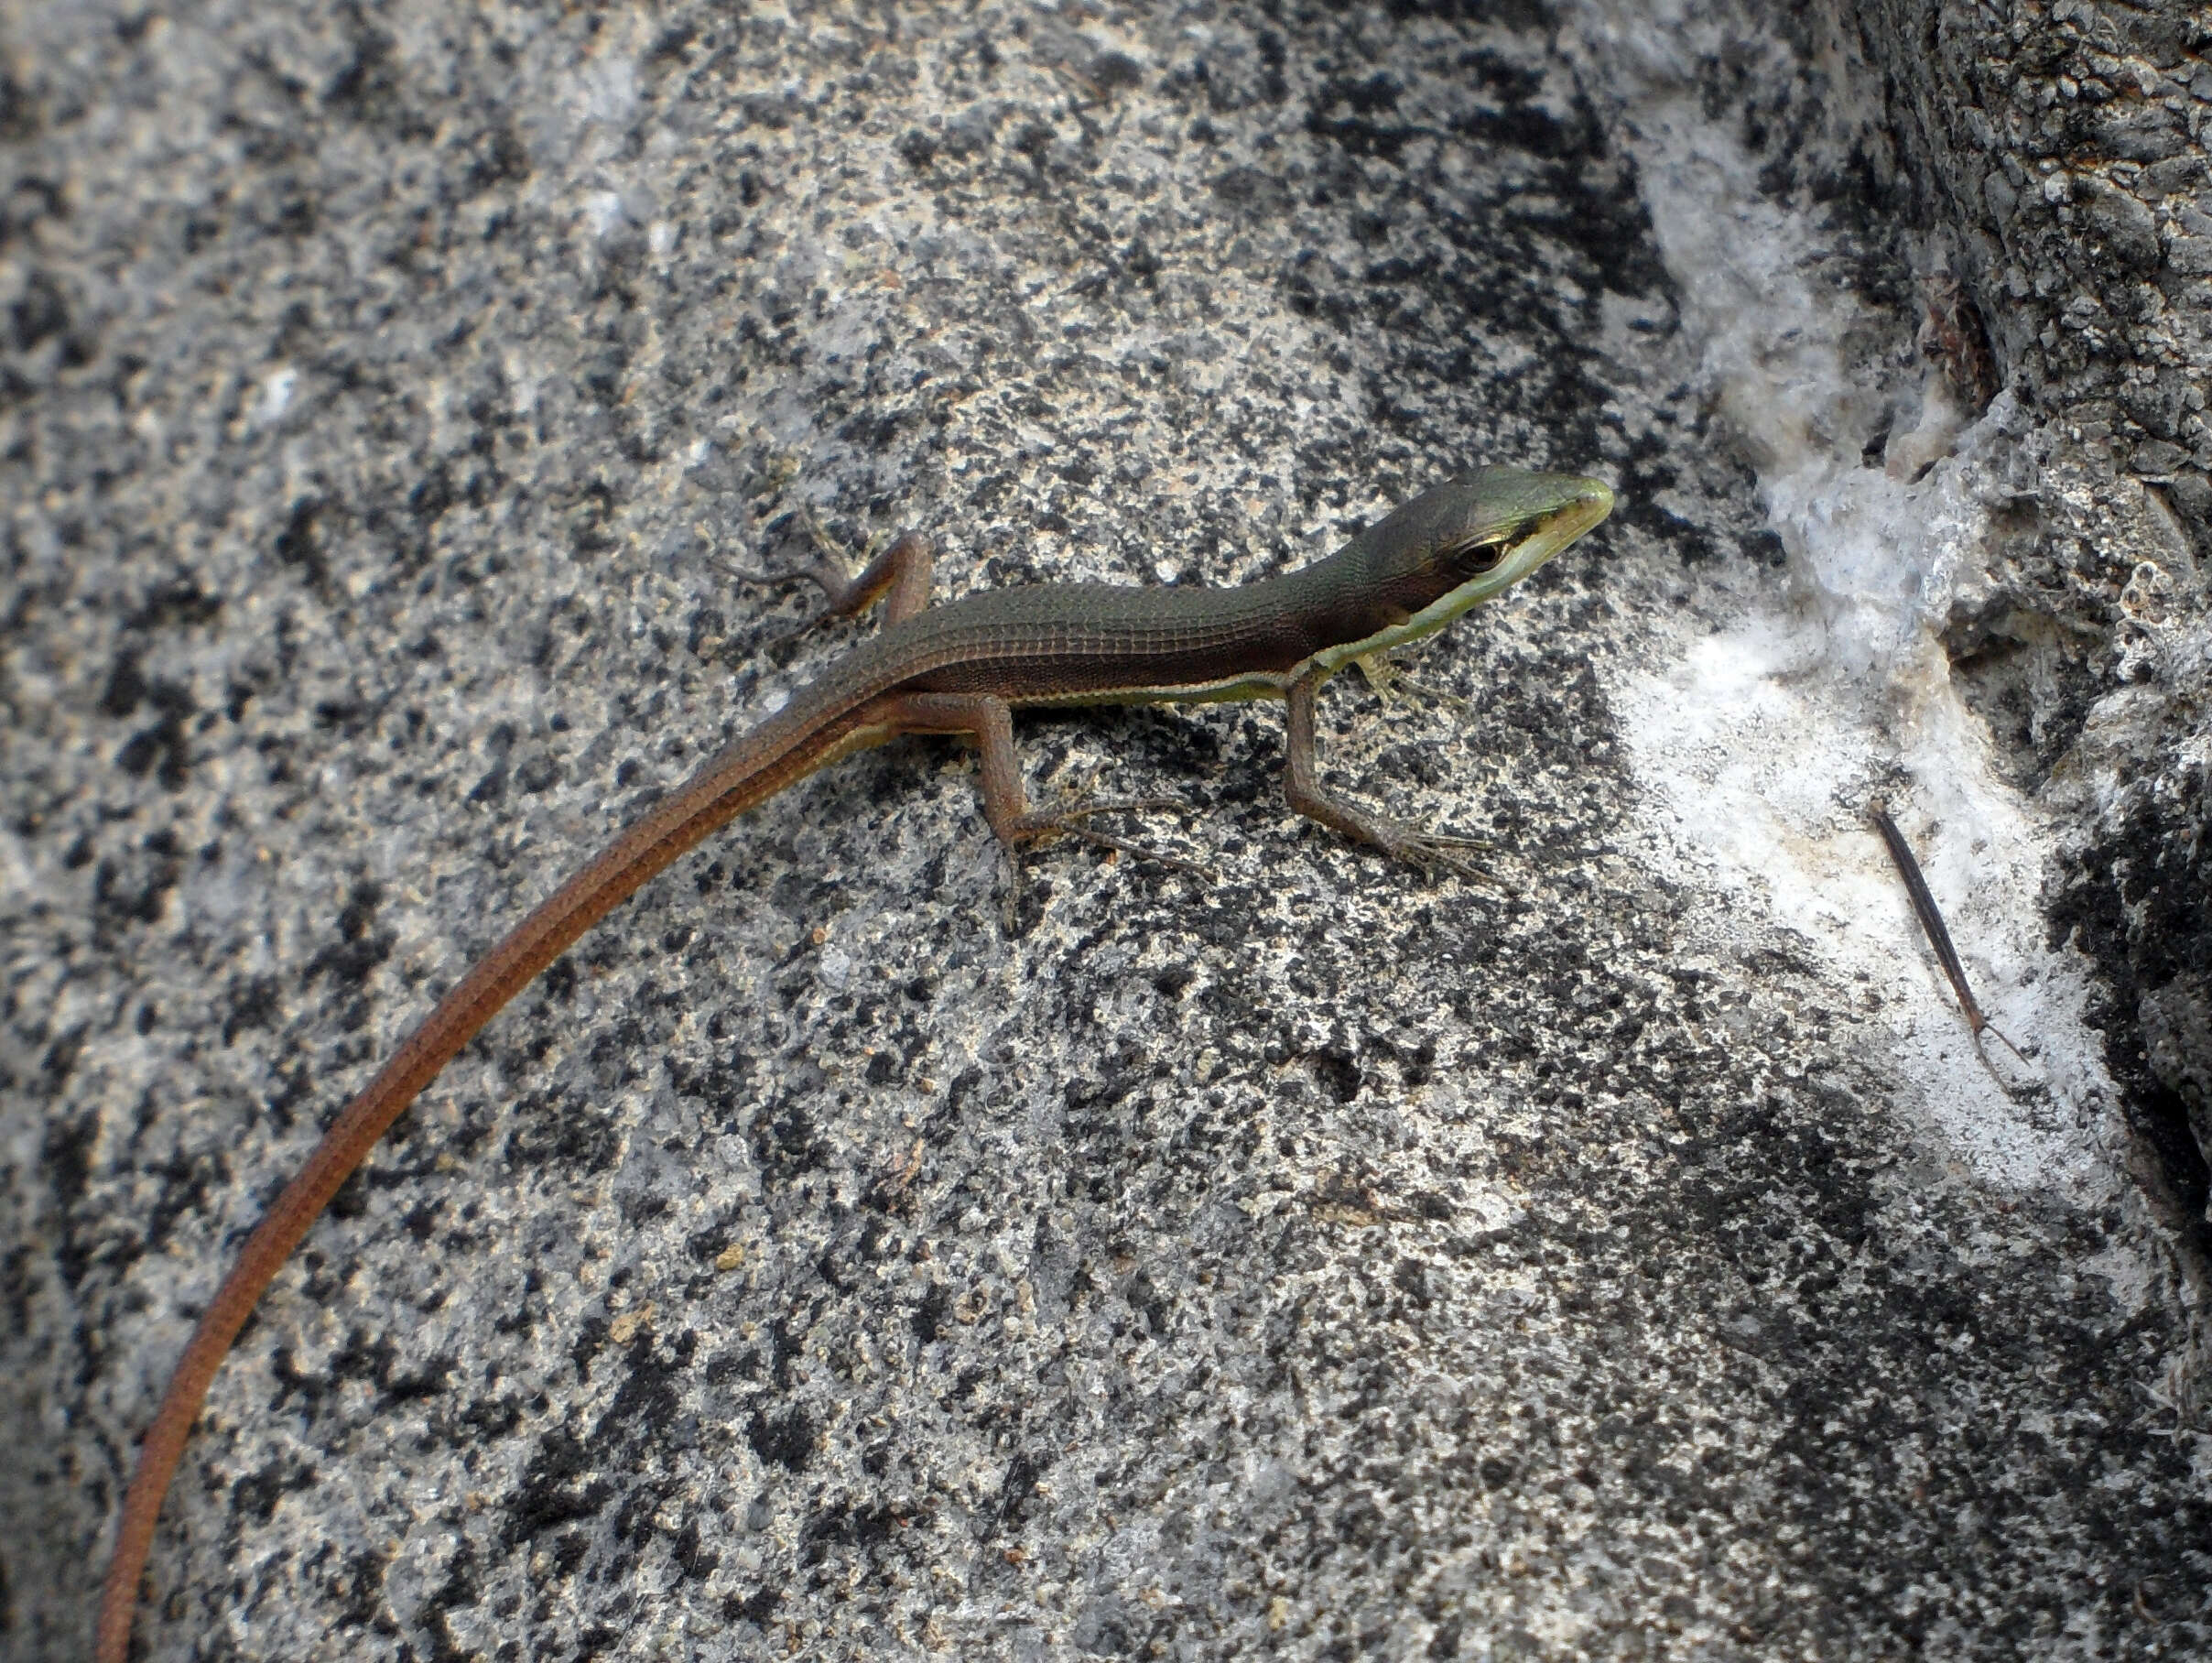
94,463,1614,1660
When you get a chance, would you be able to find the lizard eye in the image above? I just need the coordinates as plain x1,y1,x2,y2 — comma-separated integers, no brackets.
1444,536,1510,576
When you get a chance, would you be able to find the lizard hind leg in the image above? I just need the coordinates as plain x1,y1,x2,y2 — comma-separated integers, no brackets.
725,517,938,647
871,692,1209,926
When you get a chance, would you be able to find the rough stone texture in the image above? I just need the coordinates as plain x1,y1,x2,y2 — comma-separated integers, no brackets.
1851,0,2212,1249
2,5,2207,1663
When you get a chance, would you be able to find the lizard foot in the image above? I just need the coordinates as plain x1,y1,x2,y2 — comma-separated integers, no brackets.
1009,799,1212,880
1358,817,1502,884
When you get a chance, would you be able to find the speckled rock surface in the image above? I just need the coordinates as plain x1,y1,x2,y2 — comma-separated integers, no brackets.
4,4,2207,1661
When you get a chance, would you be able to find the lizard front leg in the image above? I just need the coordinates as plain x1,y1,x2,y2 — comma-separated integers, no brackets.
1281,668,1489,877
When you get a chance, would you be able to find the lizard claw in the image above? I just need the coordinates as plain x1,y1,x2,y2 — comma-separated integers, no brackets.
1361,818,1502,884
1001,799,1212,882
990,798,1210,932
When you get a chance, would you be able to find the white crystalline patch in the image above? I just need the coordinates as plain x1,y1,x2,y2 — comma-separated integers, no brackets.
583,190,626,240
253,366,297,426
505,352,538,417
1627,618,1865,903
1619,618,2113,1203
1590,49,2123,1208
582,55,636,126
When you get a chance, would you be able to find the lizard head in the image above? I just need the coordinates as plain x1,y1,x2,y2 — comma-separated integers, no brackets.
1330,465,1615,640
1306,466,1615,678
1396,466,1616,603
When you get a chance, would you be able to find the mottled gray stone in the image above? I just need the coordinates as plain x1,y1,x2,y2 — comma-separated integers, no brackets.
3,4,2207,1663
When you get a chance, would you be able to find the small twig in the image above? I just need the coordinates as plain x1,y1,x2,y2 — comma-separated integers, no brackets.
1868,798,2031,1066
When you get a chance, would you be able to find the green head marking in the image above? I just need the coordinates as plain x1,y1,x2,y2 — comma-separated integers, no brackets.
1471,466,1613,593
1389,464,1615,600
1312,466,1615,676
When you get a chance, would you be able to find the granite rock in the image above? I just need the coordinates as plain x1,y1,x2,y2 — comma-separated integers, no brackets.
4,3,2207,1660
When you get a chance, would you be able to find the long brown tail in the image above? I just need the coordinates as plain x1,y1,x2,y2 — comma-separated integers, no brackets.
95,702,868,1663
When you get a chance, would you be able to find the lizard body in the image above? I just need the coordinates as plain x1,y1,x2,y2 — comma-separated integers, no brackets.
95,465,1612,1660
